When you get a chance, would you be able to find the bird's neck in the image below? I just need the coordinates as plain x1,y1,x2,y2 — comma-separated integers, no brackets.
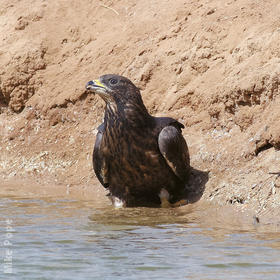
104,101,153,129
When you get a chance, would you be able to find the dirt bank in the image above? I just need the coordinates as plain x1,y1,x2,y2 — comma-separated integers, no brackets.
1,0,280,220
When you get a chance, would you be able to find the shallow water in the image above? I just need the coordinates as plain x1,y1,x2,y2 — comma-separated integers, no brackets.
1,196,280,280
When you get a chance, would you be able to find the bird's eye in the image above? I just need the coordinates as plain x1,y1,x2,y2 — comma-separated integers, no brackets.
109,78,118,85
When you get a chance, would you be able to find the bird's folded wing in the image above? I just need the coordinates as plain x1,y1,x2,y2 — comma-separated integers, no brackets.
158,125,190,182
93,123,109,188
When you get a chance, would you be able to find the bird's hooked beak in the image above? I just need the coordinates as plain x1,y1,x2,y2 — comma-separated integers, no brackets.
86,79,107,93
85,79,113,102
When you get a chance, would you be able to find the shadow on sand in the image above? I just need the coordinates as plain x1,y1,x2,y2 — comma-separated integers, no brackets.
183,167,209,204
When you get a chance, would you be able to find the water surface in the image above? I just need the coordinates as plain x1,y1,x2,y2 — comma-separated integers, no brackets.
1,195,280,280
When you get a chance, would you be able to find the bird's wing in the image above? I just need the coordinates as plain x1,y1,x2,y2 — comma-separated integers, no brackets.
93,123,109,188
158,125,190,182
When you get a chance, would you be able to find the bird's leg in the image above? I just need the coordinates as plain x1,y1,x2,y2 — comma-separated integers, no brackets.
159,188,172,208
113,197,125,208
107,193,126,208
159,188,189,208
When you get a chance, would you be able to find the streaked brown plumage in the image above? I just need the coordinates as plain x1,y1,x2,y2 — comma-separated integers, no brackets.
86,74,190,207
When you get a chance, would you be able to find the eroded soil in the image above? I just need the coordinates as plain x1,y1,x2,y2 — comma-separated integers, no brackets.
1,0,280,221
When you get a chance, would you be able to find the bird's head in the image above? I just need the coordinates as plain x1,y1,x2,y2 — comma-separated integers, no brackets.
85,74,141,106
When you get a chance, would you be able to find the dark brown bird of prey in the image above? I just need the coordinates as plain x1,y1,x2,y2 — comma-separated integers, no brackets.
86,74,190,207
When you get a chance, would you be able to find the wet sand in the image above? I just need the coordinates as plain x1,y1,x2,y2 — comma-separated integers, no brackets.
2,178,280,230
0,179,107,202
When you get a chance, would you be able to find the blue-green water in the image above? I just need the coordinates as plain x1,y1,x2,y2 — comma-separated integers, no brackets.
1,197,280,280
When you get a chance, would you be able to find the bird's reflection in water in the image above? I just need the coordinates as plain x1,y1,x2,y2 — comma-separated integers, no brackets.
88,204,198,227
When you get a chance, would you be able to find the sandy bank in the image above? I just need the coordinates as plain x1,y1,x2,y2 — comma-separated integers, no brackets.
1,0,280,221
